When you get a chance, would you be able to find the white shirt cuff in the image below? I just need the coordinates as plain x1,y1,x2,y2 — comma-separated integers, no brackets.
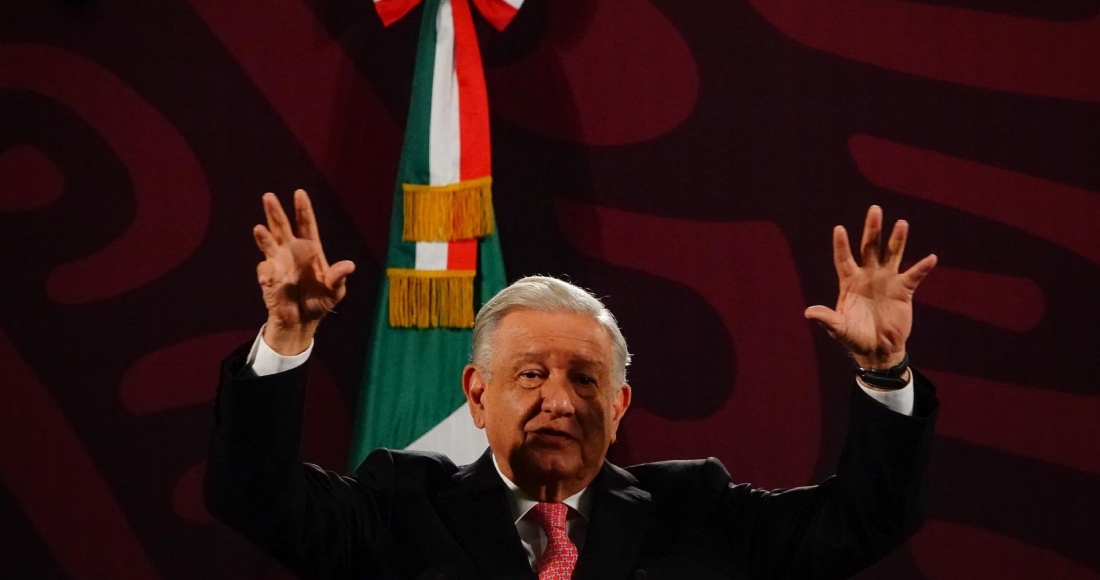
245,325,313,377
856,373,915,416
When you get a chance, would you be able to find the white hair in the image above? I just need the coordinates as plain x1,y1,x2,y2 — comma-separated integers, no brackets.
471,276,631,386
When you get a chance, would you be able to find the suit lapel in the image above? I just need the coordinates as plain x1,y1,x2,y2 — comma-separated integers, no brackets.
435,450,537,580
572,461,654,580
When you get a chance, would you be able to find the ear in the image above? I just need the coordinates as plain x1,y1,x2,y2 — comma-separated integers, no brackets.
609,383,632,443
462,364,488,429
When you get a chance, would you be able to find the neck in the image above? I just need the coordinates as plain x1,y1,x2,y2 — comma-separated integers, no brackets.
492,453,599,502
520,480,583,503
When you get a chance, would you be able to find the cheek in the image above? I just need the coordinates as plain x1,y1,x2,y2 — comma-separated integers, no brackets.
579,400,611,435
486,387,538,428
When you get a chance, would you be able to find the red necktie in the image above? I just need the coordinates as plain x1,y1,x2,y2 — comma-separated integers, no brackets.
532,502,578,580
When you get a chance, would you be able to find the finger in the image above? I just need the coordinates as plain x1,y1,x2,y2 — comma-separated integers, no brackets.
832,225,857,278
859,205,883,266
256,260,276,286
804,305,844,336
262,192,294,243
294,189,321,242
253,224,277,257
901,253,938,291
326,260,356,290
883,219,909,271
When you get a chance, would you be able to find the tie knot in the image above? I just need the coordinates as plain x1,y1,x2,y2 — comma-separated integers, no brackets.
532,502,569,532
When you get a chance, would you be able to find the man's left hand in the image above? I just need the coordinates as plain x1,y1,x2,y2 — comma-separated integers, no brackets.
805,205,937,369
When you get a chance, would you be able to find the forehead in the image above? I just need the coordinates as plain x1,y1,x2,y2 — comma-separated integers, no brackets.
491,309,613,365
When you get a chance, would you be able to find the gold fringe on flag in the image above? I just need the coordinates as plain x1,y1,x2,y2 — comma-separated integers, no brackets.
402,176,494,242
387,268,476,328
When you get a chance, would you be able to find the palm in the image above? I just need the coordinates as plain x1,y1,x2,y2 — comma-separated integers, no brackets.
806,206,936,368
254,190,355,335
259,239,339,325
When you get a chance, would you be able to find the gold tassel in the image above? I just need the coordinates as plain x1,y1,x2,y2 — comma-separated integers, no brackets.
387,268,476,328
403,176,494,242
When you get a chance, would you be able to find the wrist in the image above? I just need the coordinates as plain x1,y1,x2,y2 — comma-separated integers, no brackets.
850,350,906,370
263,318,318,356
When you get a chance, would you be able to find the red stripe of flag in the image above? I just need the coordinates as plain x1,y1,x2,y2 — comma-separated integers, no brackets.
451,0,492,181
471,0,520,31
375,0,421,27
447,239,478,270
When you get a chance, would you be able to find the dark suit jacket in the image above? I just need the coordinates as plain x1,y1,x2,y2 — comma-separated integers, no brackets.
205,345,938,580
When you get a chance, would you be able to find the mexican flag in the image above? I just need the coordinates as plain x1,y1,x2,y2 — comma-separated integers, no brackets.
348,0,523,469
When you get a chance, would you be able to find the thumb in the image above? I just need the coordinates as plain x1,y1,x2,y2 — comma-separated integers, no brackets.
804,305,843,336
326,260,356,289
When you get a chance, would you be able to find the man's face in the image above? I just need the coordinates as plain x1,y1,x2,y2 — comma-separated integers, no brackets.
463,309,631,499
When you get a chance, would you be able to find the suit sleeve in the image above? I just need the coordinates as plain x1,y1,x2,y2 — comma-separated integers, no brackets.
716,371,938,580
203,343,394,580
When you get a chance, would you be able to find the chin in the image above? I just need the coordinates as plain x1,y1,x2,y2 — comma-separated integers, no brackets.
512,447,582,483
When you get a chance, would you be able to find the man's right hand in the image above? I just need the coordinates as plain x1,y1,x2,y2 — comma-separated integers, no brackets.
254,189,355,355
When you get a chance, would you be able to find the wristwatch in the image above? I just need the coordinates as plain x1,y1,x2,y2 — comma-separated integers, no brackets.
854,353,910,390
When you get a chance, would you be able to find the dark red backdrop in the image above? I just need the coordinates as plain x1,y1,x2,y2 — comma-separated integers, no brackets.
2,0,1098,578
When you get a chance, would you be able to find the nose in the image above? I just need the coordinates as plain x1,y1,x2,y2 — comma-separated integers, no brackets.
540,372,576,417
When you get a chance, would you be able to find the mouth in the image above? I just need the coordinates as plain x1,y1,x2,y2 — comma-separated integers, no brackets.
528,428,576,444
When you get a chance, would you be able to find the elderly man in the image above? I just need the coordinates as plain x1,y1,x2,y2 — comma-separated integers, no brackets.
205,190,938,579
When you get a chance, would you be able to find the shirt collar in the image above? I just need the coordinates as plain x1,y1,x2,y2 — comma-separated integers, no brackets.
491,452,595,524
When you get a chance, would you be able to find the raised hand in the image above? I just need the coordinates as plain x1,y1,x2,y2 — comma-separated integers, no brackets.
804,205,937,370
254,190,355,355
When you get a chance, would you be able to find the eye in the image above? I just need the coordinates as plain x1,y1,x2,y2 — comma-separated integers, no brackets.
573,374,598,388
515,369,546,388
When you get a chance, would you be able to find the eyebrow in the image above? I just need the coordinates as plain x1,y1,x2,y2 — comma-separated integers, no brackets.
508,351,607,372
